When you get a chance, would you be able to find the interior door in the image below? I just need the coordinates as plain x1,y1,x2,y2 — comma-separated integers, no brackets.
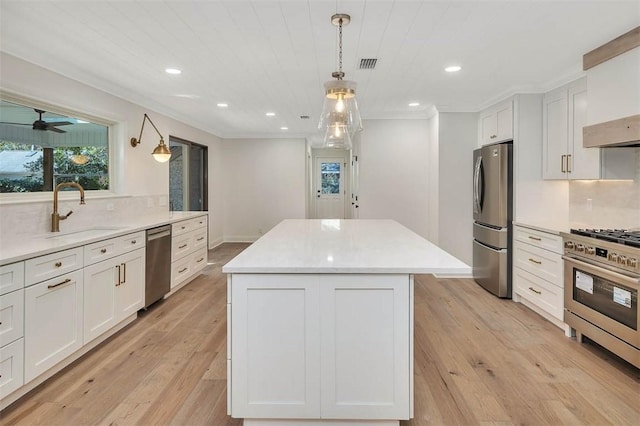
315,157,345,219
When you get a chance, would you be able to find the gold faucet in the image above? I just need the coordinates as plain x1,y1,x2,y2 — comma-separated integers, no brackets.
51,182,86,232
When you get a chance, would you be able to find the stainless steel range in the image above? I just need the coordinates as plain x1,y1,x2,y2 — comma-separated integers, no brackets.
562,229,639,368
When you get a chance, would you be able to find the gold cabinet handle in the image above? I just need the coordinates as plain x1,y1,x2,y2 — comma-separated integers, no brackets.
121,263,127,284
179,267,188,273
197,237,205,241
179,244,187,249
115,265,121,286
528,258,542,265
490,134,497,139
131,240,137,244
561,155,566,173
48,278,71,289
101,248,107,254
567,154,572,173
528,236,542,241
54,261,62,268
196,257,204,263
528,287,542,295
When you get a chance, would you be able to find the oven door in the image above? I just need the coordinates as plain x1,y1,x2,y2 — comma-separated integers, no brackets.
563,255,639,348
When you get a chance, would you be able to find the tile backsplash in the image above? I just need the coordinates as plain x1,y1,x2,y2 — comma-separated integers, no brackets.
569,148,640,229
0,194,169,239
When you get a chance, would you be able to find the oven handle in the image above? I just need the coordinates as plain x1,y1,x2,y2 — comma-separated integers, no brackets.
562,255,640,287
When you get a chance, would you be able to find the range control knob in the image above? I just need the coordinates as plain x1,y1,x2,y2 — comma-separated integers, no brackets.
576,244,585,252
628,258,638,268
608,253,618,262
586,247,595,255
565,241,575,250
618,255,627,265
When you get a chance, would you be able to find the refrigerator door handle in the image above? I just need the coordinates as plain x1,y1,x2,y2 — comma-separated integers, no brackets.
473,155,484,214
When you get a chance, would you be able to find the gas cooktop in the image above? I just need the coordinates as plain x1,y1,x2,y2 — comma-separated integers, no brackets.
570,229,640,248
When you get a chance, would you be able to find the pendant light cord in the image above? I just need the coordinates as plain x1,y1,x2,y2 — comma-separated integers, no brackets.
338,18,343,79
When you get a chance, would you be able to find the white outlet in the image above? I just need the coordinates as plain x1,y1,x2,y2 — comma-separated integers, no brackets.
158,196,167,207
106,203,114,211
586,198,593,211
147,197,154,208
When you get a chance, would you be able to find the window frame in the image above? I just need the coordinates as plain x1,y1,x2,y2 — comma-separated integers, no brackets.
0,91,120,204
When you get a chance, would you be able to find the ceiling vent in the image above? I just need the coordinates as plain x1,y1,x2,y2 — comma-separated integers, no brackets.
299,115,310,120
359,58,377,69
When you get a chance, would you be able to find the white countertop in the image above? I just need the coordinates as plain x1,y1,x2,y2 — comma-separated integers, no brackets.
0,211,207,266
223,219,470,274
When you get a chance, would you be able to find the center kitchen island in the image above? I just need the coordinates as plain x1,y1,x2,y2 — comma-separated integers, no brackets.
223,219,470,426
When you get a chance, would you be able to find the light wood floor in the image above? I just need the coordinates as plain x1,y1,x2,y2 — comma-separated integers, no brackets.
2,243,638,425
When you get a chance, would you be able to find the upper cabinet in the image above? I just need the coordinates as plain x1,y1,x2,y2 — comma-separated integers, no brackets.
542,78,635,180
582,26,640,147
479,100,513,145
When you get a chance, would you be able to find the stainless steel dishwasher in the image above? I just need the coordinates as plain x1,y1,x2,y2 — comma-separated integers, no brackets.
145,225,172,308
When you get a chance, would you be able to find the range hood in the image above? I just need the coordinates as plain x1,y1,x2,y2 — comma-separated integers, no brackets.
582,26,640,148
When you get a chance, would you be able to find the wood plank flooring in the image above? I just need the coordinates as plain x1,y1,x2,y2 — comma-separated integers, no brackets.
2,243,638,425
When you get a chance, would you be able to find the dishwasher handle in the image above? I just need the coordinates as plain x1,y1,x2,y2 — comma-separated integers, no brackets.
147,226,171,241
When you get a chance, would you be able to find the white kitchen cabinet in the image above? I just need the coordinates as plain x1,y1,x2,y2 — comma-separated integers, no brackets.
542,78,635,180
170,216,208,290
24,269,83,383
0,339,24,399
0,289,24,347
512,224,565,328
230,273,411,420
83,248,144,344
479,100,513,145
0,262,24,296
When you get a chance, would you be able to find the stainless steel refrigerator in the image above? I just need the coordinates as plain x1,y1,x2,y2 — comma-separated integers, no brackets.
473,141,513,298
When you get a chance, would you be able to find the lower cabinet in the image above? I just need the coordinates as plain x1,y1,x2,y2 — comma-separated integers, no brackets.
24,269,84,383
512,225,564,328
0,339,24,399
83,248,145,344
230,273,411,420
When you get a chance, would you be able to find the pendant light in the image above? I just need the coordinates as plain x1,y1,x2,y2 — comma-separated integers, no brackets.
318,13,362,148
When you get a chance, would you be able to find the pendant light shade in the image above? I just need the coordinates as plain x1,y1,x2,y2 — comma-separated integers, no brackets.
318,14,362,148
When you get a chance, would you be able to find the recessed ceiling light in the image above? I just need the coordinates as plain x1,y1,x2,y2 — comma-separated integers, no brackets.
408,102,420,107
174,94,200,99
265,112,276,117
280,126,289,130
445,65,462,73
217,103,229,108
165,68,182,75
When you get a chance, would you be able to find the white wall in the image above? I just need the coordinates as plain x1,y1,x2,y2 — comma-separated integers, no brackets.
437,113,477,266
0,53,224,244
221,138,306,241
358,119,432,239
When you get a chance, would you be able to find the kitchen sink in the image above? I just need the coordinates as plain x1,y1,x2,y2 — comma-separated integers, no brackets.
44,226,126,240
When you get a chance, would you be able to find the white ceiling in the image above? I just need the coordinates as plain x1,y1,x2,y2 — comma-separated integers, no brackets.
0,1,638,139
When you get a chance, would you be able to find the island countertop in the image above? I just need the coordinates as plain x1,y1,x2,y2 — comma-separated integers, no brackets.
222,219,470,274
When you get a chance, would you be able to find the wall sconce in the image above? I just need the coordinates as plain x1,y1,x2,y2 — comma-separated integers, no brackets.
130,113,172,163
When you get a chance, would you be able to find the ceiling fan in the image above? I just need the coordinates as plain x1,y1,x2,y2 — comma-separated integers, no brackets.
1,108,73,133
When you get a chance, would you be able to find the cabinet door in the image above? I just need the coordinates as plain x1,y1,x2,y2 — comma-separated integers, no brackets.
319,275,411,420
24,269,83,383
567,81,601,180
231,274,320,418
83,258,118,344
480,112,497,145
0,338,24,399
542,89,568,179
116,248,145,318
495,101,513,142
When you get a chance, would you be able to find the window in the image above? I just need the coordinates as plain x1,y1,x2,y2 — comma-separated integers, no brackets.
321,162,341,194
169,136,207,211
0,99,109,193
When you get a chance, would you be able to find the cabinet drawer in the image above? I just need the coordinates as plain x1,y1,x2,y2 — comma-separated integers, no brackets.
25,247,83,286
84,238,119,266
171,257,192,288
172,220,192,237
190,247,208,273
190,216,207,230
514,241,563,285
116,231,145,254
514,226,562,254
514,268,563,321
192,228,207,251
0,338,24,399
0,262,24,296
172,233,193,262
0,289,24,346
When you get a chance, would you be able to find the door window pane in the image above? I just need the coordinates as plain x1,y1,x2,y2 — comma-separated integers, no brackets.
169,137,207,211
321,162,341,194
